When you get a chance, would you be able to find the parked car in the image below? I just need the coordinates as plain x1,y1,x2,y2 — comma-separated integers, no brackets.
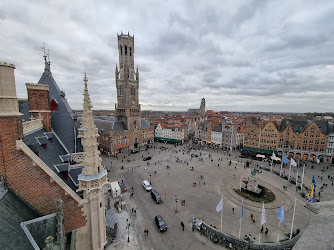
191,154,198,157
142,180,152,191
147,144,153,148
151,190,162,204
131,148,139,154
143,156,152,161
155,215,167,232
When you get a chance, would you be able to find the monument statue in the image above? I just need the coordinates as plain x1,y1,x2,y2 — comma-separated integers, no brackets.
251,163,258,176
247,163,261,194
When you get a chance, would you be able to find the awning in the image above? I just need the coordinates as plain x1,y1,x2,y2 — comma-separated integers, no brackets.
242,146,278,155
256,154,265,158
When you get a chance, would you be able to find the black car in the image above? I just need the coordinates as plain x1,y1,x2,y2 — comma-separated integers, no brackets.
191,154,198,157
155,215,167,232
143,156,152,161
151,190,162,204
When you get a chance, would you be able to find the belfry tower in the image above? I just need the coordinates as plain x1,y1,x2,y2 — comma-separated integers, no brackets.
199,97,206,116
115,32,141,130
77,74,108,249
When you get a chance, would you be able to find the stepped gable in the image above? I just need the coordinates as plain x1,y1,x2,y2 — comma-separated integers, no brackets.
38,56,82,153
279,119,309,133
24,128,82,194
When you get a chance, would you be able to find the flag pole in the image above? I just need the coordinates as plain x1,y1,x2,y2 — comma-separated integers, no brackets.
296,161,300,188
301,164,305,192
288,160,292,181
277,221,281,243
221,196,223,233
239,199,243,239
290,198,297,240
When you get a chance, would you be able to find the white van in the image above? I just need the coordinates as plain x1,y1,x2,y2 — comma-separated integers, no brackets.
142,180,152,191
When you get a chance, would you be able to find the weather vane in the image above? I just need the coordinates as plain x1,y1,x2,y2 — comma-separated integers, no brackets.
41,42,50,60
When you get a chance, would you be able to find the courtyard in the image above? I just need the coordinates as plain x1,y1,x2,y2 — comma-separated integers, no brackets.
103,142,334,250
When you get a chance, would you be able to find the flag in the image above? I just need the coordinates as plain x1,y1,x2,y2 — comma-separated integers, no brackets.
261,202,266,225
312,175,317,189
216,198,223,212
282,156,289,164
291,158,297,167
308,183,314,198
241,201,244,217
272,152,277,159
307,196,313,203
277,205,284,224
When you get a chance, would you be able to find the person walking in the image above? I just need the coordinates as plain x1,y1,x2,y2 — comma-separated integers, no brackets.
261,226,264,233
265,228,268,235
181,221,185,231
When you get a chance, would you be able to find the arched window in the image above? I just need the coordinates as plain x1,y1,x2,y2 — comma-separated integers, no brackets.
130,47,132,56
125,46,127,55
120,46,122,55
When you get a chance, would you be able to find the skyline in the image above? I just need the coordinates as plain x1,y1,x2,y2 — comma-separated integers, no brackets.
1,1,334,112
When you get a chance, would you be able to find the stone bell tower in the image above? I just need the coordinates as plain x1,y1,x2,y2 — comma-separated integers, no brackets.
115,32,141,130
77,74,108,250
199,97,205,116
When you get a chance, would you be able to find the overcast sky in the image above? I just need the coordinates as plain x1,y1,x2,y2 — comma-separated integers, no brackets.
1,0,334,112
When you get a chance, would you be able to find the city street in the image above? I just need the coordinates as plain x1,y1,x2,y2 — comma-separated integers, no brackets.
103,142,334,249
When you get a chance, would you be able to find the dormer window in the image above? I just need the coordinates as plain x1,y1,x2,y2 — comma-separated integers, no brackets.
51,99,58,111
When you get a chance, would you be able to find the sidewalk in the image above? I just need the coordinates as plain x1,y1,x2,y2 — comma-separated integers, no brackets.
106,209,139,250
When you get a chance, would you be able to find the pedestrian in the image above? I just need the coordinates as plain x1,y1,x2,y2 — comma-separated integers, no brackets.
181,221,185,231
192,224,196,231
251,213,253,220
265,228,268,235
134,209,136,216
131,208,134,213
252,215,256,223
232,207,234,213
261,226,264,233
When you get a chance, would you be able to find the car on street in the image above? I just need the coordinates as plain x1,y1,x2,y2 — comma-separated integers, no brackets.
142,180,152,191
143,156,152,161
131,148,139,154
155,215,167,232
191,154,198,157
151,189,162,204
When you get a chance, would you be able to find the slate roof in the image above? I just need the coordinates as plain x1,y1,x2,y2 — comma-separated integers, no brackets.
213,124,222,132
24,128,82,193
38,58,82,153
113,121,126,132
18,99,30,121
0,184,40,249
280,119,332,135
279,120,310,133
141,119,151,129
94,119,114,135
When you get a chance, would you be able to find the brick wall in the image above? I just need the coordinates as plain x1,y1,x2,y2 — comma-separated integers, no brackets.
0,116,86,233
27,87,51,132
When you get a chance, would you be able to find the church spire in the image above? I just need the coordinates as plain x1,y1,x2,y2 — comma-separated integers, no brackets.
78,73,103,176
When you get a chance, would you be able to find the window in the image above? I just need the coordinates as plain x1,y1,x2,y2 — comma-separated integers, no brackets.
308,145,312,150
321,140,325,145
297,145,300,149
310,133,314,138
320,147,324,152
315,140,319,144
316,133,320,138
303,145,306,150
315,146,318,151
309,140,313,144
305,132,308,137
51,99,57,111
130,47,132,56
125,46,127,55
131,87,136,95
311,127,315,132
304,139,307,143
120,45,122,55
119,85,124,95
286,132,290,136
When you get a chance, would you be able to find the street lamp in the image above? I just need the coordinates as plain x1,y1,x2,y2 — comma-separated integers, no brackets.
149,172,152,185
126,219,130,242
174,195,178,213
